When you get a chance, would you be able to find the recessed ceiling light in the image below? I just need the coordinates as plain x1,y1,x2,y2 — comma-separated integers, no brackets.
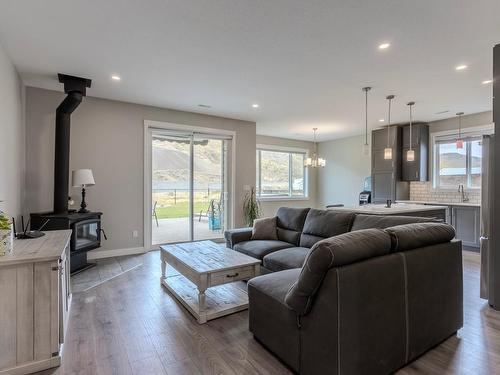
252,104,260,108
482,79,493,84
379,119,385,122
455,65,467,71
111,75,121,81
378,43,390,50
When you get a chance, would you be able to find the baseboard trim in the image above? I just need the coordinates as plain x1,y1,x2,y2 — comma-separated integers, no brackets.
87,246,146,260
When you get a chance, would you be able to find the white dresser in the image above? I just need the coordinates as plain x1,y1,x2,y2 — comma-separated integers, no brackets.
0,230,72,375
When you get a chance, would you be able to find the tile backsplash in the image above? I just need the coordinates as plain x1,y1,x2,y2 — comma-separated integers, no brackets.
410,181,481,205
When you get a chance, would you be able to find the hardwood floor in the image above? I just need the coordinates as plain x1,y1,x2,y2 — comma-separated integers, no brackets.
38,250,500,375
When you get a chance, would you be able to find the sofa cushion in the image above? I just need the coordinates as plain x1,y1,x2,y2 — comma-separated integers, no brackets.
249,268,301,303
385,222,456,252
251,216,278,240
285,229,392,315
299,209,356,248
276,207,310,245
263,247,310,272
248,269,302,372
233,240,293,260
350,214,441,231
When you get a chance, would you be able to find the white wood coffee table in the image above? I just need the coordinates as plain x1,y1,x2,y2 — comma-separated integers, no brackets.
160,240,261,324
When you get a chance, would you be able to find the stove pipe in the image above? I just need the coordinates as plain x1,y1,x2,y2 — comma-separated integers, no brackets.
53,74,92,214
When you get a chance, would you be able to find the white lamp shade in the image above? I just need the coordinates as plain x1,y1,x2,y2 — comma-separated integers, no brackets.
72,169,95,187
384,147,393,160
362,143,370,156
406,149,415,162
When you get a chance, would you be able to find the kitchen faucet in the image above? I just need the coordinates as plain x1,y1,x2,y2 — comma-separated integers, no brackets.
458,184,469,203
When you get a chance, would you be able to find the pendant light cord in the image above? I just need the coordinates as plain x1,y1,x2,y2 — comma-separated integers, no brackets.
364,88,369,145
458,114,461,139
386,95,394,147
408,102,414,150
409,106,412,150
313,127,318,157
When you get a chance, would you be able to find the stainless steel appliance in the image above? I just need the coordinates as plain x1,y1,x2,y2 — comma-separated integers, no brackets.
480,135,493,300
359,176,372,205
359,192,371,205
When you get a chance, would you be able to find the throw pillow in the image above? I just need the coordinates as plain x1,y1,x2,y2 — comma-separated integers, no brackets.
251,217,278,240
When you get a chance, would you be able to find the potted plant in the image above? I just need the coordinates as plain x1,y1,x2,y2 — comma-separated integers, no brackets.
243,187,261,227
0,209,13,256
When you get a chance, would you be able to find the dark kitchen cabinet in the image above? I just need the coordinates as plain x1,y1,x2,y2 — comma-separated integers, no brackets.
452,206,481,248
371,127,409,203
401,123,429,181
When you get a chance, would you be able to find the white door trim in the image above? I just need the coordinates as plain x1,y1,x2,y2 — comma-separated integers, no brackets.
143,120,236,249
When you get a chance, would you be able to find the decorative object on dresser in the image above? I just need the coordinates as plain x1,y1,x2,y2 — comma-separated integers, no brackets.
0,203,13,255
72,168,95,213
160,240,260,324
0,230,71,375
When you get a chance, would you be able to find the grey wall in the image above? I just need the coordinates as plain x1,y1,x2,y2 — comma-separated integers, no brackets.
317,134,371,208
428,111,492,133
25,87,256,251
256,135,319,217
0,42,24,218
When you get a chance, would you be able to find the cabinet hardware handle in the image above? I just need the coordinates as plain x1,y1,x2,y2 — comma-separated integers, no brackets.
226,272,239,278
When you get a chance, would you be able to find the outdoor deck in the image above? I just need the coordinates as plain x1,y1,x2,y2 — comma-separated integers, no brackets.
152,217,224,245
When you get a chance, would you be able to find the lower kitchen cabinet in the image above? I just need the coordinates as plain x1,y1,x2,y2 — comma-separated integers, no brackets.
452,206,481,248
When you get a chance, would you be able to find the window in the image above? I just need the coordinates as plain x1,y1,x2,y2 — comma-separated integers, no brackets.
256,148,307,198
434,137,482,189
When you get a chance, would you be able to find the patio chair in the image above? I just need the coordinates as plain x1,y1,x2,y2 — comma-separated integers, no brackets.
152,201,159,227
199,199,221,222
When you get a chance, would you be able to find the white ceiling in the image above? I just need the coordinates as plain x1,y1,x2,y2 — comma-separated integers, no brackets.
0,0,499,142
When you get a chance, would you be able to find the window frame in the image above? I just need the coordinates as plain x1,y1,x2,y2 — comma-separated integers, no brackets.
256,144,309,201
431,124,493,190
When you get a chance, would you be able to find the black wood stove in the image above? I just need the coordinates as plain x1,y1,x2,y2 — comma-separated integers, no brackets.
31,211,103,273
30,74,105,274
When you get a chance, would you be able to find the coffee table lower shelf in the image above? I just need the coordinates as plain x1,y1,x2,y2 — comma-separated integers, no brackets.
161,274,249,324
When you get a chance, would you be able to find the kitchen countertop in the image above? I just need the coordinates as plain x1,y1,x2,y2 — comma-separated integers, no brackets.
396,200,481,208
329,203,447,215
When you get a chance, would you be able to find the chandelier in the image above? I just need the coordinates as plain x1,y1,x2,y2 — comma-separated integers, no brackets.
304,128,326,168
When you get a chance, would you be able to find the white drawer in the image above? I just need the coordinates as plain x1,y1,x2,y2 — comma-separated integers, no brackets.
209,266,255,287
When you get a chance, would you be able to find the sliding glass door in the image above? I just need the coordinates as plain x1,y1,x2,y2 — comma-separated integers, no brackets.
150,128,231,245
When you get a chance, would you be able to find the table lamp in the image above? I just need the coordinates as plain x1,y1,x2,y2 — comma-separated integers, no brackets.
72,169,95,213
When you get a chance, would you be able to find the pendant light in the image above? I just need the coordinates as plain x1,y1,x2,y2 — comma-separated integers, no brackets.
406,101,415,162
456,112,464,149
384,95,395,160
362,87,371,156
304,128,326,168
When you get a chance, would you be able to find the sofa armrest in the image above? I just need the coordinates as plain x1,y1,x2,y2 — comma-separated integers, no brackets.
224,227,253,248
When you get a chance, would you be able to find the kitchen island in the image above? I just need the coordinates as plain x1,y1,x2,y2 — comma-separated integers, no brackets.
328,203,447,221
